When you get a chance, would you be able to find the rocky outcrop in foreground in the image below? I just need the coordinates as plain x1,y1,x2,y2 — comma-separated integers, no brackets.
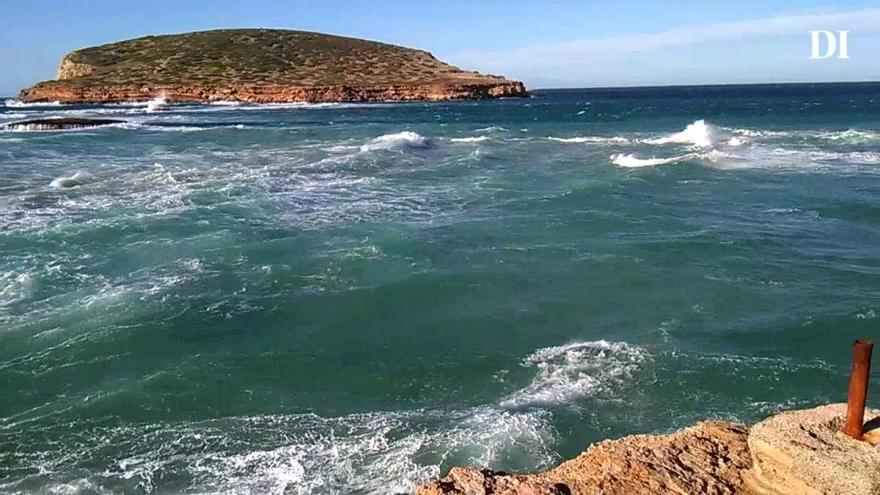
18,29,528,103
418,404,880,495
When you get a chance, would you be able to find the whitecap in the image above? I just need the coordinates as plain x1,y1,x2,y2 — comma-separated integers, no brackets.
360,131,428,152
50,171,96,189
208,100,244,106
610,153,693,168
501,340,649,408
815,129,880,144
644,119,718,148
450,136,489,143
0,272,35,306
475,126,508,133
145,93,168,113
727,136,747,147
548,136,629,144
3,99,62,108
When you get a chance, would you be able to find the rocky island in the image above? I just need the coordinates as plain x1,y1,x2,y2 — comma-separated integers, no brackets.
18,29,527,104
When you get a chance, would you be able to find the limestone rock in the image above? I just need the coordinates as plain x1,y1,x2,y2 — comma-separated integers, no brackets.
417,421,752,495
744,403,880,495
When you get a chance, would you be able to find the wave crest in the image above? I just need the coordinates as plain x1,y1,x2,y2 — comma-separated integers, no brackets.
361,131,429,152
51,171,96,189
450,136,490,143
645,120,718,148
501,340,649,408
611,153,694,168
548,136,629,144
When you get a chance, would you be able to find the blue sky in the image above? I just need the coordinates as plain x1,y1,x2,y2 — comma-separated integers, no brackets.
1,0,879,94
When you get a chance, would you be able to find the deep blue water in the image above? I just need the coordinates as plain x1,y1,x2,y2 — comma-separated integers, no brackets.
1,84,879,494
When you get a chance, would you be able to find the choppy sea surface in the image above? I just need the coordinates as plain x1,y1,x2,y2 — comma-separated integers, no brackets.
1,84,879,494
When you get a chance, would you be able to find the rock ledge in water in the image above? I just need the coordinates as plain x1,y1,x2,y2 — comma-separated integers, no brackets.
2,117,123,131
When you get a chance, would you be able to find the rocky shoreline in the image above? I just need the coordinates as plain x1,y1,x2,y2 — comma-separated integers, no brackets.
417,404,880,495
18,80,528,104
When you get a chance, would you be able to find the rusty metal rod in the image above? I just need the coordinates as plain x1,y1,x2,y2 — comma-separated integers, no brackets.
844,339,873,439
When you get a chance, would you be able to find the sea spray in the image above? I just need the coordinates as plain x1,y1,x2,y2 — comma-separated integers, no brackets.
644,120,718,148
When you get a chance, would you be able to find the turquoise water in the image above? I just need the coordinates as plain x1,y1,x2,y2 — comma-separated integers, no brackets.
1,84,879,494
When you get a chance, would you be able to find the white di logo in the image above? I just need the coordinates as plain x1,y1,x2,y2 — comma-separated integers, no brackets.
810,30,849,59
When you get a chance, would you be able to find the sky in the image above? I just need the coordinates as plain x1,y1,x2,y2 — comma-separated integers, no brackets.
1,0,880,95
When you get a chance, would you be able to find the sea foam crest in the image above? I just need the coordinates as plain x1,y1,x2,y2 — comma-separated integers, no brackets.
50,171,96,189
645,119,718,148
0,272,35,306
450,136,490,143
145,93,168,113
360,131,429,152
548,136,629,144
610,153,694,168
501,340,649,408
3,99,62,108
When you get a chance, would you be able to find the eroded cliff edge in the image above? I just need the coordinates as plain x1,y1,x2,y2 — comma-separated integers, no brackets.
417,404,880,495
19,29,528,103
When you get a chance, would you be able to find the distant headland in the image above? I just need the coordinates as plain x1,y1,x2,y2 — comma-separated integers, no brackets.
18,29,528,104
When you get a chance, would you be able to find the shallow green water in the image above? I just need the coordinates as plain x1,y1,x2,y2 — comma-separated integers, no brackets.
1,85,879,493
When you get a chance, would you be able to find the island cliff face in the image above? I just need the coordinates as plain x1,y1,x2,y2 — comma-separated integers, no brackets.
19,29,527,103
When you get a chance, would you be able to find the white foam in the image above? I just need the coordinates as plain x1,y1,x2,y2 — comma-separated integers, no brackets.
450,136,490,143
50,171,96,189
360,131,429,152
815,129,880,144
501,340,649,408
645,119,718,148
3,99,62,108
475,126,508,133
12,408,554,495
145,93,168,113
0,272,35,306
548,136,629,144
610,153,693,168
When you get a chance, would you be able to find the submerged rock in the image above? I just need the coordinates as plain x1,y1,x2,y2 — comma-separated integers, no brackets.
2,117,124,131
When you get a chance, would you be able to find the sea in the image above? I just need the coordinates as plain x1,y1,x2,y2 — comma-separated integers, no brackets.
1,83,879,494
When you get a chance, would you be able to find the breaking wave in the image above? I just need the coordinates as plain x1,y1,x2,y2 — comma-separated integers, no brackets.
361,131,429,151
3,99,62,108
610,153,695,168
548,136,629,144
450,136,490,143
145,93,168,113
501,340,649,408
50,171,97,189
644,119,718,148
0,272,35,307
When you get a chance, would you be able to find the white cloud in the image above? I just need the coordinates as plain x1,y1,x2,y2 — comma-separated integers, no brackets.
448,8,880,70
